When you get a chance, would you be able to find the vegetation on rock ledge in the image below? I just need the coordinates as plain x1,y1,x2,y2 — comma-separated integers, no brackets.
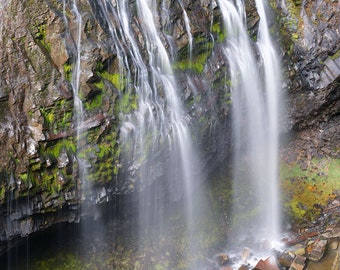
280,158,340,224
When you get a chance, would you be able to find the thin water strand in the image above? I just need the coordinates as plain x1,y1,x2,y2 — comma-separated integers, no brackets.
179,0,193,63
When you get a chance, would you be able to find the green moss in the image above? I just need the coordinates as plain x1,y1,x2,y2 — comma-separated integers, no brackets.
95,61,104,71
93,80,105,91
174,34,214,73
0,186,5,202
30,161,42,171
28,110,34,119
232,205,261,228
211,21,226,43
280,158,340,224
272,0,303,55
45,139,76,159
63,63,72,82
40,107,54,126
32,252,86,270
40,99,74,133
116,92,137,114
100,72,125,91
97,145,111,159
94,59,127,92
46,111,55,123
84,92,103,112
19,173,29,184
285,0,302,18
174,51,210,73
39,171,52,191
34,22,51,52
113,165,119,175
291,33,299,40
329,50,340,60
61,111,73,129
76,128,120,184
39,170,64,195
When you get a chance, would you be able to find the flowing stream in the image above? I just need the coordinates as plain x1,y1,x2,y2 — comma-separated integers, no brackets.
218,0,281,247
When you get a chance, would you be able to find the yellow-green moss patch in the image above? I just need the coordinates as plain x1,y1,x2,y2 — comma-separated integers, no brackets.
280,158,340,223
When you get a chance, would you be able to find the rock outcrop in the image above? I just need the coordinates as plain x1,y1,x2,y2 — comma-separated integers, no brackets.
0,0,338,255
0,0,233,253
273,0,340,162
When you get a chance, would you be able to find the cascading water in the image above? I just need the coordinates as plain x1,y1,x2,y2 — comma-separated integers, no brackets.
70,1,87,188
254,0,281,242
0,0,284,268
64,0,93,209
218,0,281,244
69,2,83,129
179,0,193,63
95,0,204,265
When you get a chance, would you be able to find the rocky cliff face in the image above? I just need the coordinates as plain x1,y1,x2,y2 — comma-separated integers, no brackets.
0,0,338,254
272,0,340,164
0,0,232,253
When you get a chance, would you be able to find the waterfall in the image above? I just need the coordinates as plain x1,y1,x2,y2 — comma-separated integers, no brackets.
218,0,281,243
94,0,203,264
255,0,281,242
179,0,193,63
66,1,91,204
70,1,83,150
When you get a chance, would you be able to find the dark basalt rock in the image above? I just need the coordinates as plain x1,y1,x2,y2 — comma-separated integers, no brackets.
273,0,340,165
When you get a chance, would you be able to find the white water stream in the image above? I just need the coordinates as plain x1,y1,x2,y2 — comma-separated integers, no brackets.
218,0,281,246
96,0,203,265
179,0,193,63
66,1,93,203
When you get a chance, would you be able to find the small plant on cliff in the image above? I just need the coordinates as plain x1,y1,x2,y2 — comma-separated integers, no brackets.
33,22,51,52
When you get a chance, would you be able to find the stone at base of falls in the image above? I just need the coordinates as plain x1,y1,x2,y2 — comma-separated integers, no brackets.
217,253,230,266
331,226,340,239
288,255,306,270
253,256,279,270
278,251,296,268
219,266,233,270
241,247,252,263
306,236,328,261
277,219,340,269
330,240,339,250
238,265,249,270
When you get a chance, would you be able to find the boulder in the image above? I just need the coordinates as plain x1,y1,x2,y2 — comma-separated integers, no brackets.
306,236,328,261
253,256,279,270
278,250,295,268
216,253,230,266
288,255,306,270
241,247,252,263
